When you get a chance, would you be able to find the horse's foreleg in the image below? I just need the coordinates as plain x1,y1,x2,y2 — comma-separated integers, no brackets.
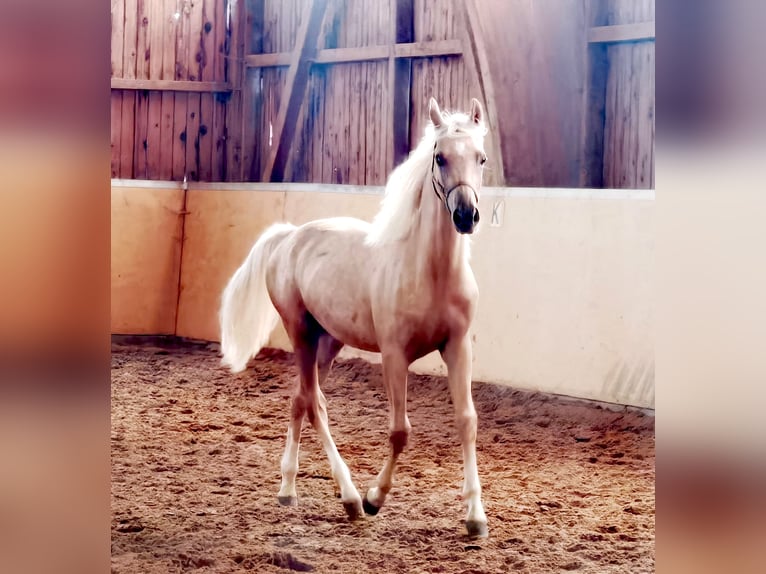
364,352,410,515
294,338,364,520
442,335,488,538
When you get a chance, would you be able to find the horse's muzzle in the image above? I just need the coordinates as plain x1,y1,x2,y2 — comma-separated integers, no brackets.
452,206,480,234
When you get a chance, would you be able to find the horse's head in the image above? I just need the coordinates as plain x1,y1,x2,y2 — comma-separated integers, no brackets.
428,97,487,235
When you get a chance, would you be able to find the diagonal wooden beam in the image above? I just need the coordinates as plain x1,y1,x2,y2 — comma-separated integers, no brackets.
262,0,327,182
588,22,655,44
462,0,505,185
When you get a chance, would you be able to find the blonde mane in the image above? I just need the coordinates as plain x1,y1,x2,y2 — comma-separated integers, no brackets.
365,110,487,247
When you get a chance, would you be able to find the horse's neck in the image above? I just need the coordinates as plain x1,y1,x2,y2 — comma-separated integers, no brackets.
410,178,468,286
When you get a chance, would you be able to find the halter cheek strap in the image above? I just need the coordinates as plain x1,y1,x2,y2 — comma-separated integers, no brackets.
431,144,479,213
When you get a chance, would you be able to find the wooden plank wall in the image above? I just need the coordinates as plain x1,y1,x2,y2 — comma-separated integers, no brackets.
110,0,655,188
602,0,655,188
110,0,234,181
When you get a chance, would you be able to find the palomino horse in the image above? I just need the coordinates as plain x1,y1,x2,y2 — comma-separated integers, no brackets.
219,97,489,537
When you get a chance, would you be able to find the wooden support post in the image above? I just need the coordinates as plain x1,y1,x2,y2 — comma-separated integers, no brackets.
462,0,505,185
244,0,266,180
392,0,414,167
224,0,246,181
262,0,328,182
579,0,609,187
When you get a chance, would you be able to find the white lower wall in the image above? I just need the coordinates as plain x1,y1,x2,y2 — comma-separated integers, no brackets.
111,181,654,408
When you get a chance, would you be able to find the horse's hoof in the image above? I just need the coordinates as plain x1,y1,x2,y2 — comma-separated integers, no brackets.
343,500,364,521
362,496,381,516
277,495,298,507
465,520,489,539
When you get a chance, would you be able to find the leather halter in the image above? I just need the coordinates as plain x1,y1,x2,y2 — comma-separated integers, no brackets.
430,142,480,213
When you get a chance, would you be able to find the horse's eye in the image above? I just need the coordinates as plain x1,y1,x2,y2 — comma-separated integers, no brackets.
435,153,445,167
479,154,487,165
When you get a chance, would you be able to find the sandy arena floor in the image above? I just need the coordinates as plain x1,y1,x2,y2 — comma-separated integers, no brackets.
111,341,654,573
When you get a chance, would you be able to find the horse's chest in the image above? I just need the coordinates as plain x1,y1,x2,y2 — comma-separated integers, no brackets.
400,296,473,359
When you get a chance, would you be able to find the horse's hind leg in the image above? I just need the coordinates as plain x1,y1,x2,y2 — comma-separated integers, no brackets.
277,334,341,506
277,374,305,506
282,325,363,519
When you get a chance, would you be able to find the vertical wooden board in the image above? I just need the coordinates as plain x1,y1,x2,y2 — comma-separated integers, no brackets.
121,0,139,177
408,59,422,150
197,0,216,180
342,63,351,184
146,92,163,178
649,42,655,188
635,43,648,188
606,43,618,187
198,92,214,181
630,42,641,187
212,96,226,181
172,92,188,180
159,0,178,180
642,43,655,188
368,63,379,184
111,0,125,78
171,0,191,181
607,44,620,187
111,92,123,178
359,62,368,184
134,1,150,178
602,45,613,186
138,0,155,79
134,91,150,178
120,92,136,179
312,69,327,182
619,44,630,187
157,92,174,180
144,2,165,179
382,0,393,178
320,69,332,183
188,0,204,80
244,69,261,180
186,94,202,180
212,0,227,180
578,0,606,188
176,0,191,80
225,0,245,180
621,45,632,187
263,0,274,53
364,62,381,185
323,67,335,184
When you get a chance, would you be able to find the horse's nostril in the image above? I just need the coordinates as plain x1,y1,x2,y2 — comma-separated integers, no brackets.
473,209,480,223
453,211,461,226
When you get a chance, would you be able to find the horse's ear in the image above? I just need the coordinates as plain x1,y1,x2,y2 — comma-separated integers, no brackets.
429,97,444,128
470,98,484,125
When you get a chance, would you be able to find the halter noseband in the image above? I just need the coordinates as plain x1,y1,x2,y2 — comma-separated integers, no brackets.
431,142,479,213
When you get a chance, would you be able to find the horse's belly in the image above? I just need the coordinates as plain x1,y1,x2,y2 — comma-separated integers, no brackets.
305,294,379,352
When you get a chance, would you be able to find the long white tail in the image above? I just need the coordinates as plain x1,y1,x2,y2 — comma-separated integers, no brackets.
219,223,295,372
